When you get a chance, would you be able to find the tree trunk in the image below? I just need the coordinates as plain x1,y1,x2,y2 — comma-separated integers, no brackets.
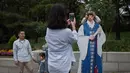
35,33,39,43
115,0,121,40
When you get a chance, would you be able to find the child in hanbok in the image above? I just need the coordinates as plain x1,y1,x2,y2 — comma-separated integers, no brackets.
77,11,106,73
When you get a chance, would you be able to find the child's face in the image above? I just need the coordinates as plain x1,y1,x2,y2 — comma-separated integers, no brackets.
88,15,94,21
40,56,45,60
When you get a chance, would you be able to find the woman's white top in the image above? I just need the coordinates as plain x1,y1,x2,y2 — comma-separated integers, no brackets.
45,28,78,73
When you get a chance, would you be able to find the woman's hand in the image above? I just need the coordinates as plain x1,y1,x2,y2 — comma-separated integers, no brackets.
67,19,71,25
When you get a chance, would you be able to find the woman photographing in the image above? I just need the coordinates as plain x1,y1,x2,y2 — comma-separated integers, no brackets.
45,4,78,73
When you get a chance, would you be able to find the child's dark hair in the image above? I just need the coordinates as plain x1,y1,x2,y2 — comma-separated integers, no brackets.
18,30,25,34
87,11,95,17
39,52,45,58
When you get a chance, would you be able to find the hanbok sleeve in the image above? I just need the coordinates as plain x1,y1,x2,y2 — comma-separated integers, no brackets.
95,16,101,23
93,25,106,44
93,25,102,37
78,25,84,36
77,25,89,73
97,25,106,45
96,25,106,57
77,25,89,60
81,17,86,25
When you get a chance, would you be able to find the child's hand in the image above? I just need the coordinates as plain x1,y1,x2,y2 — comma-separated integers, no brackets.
32,58,37,62
14,61,19,66
89,35,95,40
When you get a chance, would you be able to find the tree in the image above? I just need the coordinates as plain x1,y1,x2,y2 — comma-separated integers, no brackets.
0,0,41,43
0,0,81,43
115,0,121,40
23,21,46,43
84,0,116,32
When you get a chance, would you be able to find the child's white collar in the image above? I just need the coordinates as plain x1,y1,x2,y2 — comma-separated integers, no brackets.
41,60,45,62
87,20,95,28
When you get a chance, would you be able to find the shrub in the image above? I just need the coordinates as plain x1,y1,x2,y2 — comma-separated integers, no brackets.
8,35,17,49
103,39,130,52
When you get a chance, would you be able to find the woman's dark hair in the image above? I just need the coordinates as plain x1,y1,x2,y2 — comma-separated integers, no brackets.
47,4,67,29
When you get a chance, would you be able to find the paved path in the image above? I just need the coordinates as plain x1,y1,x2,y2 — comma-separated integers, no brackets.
1,64,130,73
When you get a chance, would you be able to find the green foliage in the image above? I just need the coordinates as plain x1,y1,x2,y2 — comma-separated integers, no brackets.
73,43,79,51
0,0,41,43
78,4,87,22
1,0,39,15
103,32,130,52
30,37,46,50
29,4,53,21
1,0,82,44
8,35,17,49
103,39,130,52
84,0,116,31
24,21,46,36
0,12,28,26
29,0,80,22
23,21,47,42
